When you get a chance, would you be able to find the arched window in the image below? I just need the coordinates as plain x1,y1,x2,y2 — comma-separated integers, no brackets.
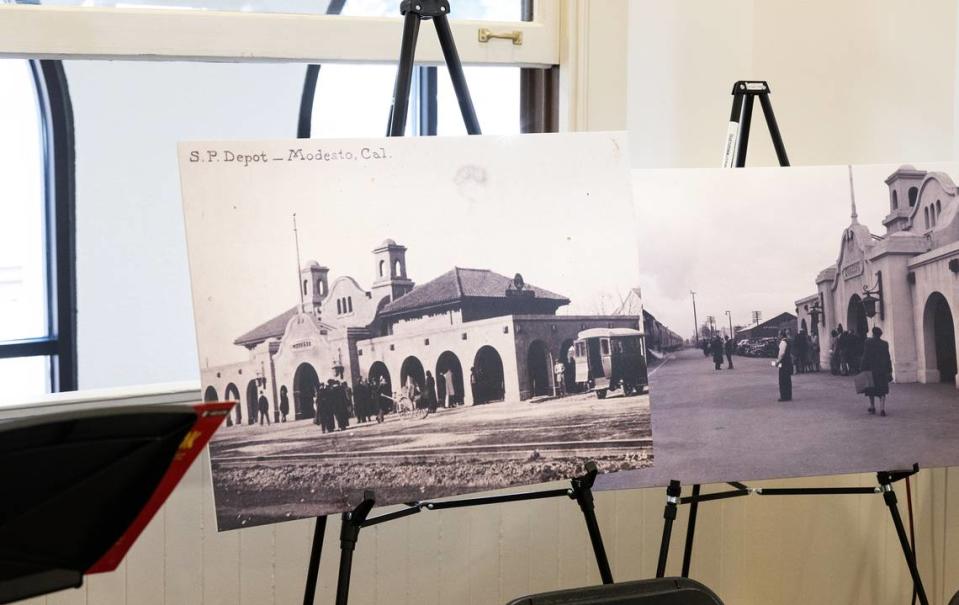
336,299,342,314
393,259,402,277
347,296,353,313
924,207,930,229
303,279,308,295
892,190,898,210
378,259,385,277
0,60,76,397
908,187,918,207
936,200,942,218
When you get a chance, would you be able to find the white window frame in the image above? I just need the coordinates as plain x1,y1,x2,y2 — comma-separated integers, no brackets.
0,2,559,66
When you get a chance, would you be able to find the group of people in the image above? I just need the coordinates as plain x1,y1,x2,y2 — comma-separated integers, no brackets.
404,369,460,418
351,376,393,425
789,329,821,373
828,323,865,376
703,335,736,370
312,379,354,433
774,325,892,415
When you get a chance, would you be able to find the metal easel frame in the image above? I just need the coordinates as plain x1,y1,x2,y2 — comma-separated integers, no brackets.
657,81,928,605
301,4,612,603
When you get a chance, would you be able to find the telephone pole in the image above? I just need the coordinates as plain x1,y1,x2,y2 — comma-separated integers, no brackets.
691,290,699,345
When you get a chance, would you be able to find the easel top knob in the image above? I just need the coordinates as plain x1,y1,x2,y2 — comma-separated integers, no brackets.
400,0,449,18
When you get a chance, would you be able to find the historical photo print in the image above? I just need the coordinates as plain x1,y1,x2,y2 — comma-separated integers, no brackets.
178,133,654,530
600,163,959,492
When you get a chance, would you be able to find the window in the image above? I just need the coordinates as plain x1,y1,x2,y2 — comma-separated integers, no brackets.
299,2,553,139
908,187,918,207
924,207,930,229
337,299,342,314
393,259,402,277
347,296,353,313
891,190,898,210
0,59,76,398
378,259,385,277
936,200,942,218
600,339,610,355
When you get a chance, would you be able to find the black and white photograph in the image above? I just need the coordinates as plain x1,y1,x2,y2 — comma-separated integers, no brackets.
178,133,654,530
601,163,959,492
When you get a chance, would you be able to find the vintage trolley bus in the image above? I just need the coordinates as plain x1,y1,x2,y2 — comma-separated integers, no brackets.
572,327,649,398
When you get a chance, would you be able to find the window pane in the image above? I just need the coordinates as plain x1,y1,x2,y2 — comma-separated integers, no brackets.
0,59,49,342
34,0,527,20
0,355,51,402
437,66,519,135
310,64,413,138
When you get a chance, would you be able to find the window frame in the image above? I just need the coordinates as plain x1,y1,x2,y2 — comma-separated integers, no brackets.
0,3,559,67
0,59,77,392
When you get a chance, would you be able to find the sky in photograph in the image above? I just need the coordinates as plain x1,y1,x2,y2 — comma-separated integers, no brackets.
179,133,637,367
634,162,959,339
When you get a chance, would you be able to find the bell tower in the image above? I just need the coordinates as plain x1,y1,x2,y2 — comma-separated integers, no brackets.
372,239,414,303
301,261,329,315
883,165,926,234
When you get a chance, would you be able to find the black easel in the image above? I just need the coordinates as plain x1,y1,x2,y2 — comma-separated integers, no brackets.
658,467,928,605
387,0,480,136
325,464,613,605
657,81,929,605
302,4,611,602
721,80,789,168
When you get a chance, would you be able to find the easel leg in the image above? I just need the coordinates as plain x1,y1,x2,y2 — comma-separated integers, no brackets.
302,516,327,605
681,484,701,578
432,13,481,134
734,94,754,167
387,11,421,136
334,493,376,605
570,463,613,584
757,93,790,166
656,480,681,578
881,483,929,605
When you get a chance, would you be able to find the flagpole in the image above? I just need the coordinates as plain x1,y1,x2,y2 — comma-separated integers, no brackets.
294,213,305,311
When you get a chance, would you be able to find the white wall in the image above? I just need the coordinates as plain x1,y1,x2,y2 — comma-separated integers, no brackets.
628,0,959,168
67,61,305,389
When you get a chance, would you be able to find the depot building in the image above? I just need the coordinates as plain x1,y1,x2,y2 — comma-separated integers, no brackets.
796,166,959,388
202,239,641,423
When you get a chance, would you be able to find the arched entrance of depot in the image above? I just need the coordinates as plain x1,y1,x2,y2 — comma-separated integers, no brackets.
560,338,576,394
400,356,425,395
847,294,869,338
224,383,241,425
293,363,320,420
203,386,218,402
473,345,505,404
245,380,259,425
435,351,464,406
527,339,552,397
368,361,392,395
923,292,957,384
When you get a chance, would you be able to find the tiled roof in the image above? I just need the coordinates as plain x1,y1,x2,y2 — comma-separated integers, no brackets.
380,267,568,316
234,305,299,347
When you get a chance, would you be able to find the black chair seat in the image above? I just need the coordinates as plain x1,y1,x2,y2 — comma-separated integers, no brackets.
507,577,723,605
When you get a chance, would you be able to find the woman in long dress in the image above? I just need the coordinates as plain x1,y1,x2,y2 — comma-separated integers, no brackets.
860,326,893,416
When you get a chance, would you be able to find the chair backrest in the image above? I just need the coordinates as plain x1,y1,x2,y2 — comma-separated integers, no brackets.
506,577,724,605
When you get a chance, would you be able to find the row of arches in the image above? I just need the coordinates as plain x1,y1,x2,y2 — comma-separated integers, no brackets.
203,382,249,426
368,345,506,407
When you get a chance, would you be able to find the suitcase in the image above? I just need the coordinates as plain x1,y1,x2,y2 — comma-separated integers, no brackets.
854,370,875,394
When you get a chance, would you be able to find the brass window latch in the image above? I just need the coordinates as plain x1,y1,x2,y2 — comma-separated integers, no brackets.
477,28,523,45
